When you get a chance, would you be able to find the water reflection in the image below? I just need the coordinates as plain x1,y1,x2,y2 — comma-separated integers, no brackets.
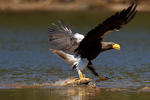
52,86,100,100
0,87,150,100
0,87,101,100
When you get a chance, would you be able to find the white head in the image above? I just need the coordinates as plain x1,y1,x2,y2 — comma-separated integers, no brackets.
73,33,84,43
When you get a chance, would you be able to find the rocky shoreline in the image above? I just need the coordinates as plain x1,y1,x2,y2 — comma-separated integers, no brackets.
0,0,150,12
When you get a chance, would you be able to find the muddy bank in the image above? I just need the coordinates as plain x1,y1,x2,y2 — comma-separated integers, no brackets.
0,0,150,12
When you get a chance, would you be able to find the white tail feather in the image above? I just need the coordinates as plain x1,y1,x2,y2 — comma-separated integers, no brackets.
49,49,79,65
49,49,88,71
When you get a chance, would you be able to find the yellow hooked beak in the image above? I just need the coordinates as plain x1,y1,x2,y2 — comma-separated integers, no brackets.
113,44,120,50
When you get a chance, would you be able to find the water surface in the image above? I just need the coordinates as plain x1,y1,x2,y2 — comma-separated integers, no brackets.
0,11,150,100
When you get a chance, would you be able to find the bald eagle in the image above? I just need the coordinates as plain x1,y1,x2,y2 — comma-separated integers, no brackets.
48,3,137,81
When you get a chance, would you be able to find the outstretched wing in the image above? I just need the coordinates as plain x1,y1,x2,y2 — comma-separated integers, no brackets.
75,3,137,56
48,20,83,53
87,3,137,40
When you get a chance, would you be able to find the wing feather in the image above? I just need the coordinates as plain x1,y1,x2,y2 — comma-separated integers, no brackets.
85,3,137,41
48,20,81,53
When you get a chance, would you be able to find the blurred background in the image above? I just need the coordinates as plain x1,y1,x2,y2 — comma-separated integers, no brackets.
0,0,150,100
0,0,149,12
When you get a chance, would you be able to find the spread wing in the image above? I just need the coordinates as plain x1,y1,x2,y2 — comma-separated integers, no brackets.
87,3,137,40
48,20,83,54
75,3,137,55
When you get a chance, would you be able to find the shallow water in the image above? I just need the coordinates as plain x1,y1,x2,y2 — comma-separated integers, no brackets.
0,11,150,99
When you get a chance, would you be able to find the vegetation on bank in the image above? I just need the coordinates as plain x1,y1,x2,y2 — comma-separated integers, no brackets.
0,0,150,12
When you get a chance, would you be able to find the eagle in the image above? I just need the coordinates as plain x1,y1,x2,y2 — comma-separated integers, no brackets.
48,3,137,81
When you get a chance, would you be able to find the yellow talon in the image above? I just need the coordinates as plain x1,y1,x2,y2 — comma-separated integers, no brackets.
79,73,84,79
78,69,85,79
96,76,110,81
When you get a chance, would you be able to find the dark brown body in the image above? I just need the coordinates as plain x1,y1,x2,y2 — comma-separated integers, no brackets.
75,38,102,60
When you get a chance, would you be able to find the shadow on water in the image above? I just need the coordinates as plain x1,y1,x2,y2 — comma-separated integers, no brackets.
0,11,150,99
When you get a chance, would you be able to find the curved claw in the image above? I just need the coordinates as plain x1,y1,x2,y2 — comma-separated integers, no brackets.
96,76,110,82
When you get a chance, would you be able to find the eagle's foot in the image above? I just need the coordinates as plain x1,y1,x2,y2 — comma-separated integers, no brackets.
77,68,86,79
96,76,110,81
79,72,85,79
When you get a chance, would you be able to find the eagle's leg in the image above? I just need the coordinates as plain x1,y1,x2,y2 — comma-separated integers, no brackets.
72,64,85,79
76,67,85,79
87,61,109,81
